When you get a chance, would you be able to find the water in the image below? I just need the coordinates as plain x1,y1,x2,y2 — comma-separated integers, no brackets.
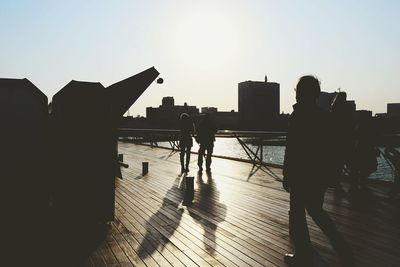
156,138,397,182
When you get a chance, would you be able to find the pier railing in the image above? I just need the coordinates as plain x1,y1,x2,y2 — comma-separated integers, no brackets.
118,128,286,169
118,128,400,188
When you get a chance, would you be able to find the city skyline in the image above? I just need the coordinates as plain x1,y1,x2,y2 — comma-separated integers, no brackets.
1,1,399,115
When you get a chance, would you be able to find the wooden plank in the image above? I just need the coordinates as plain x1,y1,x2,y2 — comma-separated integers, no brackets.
80,143,400,267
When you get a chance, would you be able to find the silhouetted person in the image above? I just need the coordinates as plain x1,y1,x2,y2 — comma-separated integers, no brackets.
283,76,352,266
330,92,355,193
179,113,194,173
350,114,379,191
196,113,217,172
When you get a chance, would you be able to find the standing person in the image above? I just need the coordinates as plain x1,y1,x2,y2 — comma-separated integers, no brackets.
330,92,355,193
283,76,352,266
179,113,194,173
196,113,217,173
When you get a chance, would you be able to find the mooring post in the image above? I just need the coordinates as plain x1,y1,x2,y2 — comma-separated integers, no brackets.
184,176,194,205
142,162,149,175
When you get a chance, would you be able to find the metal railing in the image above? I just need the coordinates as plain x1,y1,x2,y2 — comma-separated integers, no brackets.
118,128,286,168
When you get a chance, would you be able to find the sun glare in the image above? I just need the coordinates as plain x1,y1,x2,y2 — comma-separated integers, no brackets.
169,5,242,70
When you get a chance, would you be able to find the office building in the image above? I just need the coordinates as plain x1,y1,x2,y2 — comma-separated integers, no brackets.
238,76,280,129
387,103,400,119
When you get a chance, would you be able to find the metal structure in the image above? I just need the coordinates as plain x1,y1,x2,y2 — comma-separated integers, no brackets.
51,67,160,225
0,67,161,265
118,128,286,168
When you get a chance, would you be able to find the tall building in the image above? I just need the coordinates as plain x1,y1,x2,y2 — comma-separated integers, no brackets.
387,103,400,119
238,76,280,129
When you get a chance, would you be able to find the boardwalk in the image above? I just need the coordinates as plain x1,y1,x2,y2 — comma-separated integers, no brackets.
82,142,400,267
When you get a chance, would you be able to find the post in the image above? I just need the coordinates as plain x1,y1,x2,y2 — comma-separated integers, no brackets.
184,176,194,205
142,162,149,175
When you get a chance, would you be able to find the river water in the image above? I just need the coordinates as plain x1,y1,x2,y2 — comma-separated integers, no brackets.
156,138,397,182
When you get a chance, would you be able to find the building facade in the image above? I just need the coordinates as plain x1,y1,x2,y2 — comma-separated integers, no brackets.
387,103,400,119
146,97,199,128
238,76,280,130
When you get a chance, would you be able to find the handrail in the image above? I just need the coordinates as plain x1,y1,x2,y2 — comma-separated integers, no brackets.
117,128,287,138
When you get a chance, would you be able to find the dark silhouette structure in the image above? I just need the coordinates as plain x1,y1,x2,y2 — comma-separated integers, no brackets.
330,91,355,192
179,113,194,173
196,113,217,172
1,78,50,266
0,67,160,266
283,76,352,266
387,103,400,119
238,76,280,130
146,97,199,128
350,112,379,191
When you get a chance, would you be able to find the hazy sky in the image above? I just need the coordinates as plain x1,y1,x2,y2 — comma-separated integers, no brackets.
1,0,399,115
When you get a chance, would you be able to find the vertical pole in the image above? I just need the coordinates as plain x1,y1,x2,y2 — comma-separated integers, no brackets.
184,176,194,205
142,162,149,175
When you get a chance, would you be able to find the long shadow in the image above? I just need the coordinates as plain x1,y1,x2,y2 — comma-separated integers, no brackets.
188,171,227,255
247,164,282,182
160,149,179,160
137,175,185,258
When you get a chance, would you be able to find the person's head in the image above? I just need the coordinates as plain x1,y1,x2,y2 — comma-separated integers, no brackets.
295,75,321,105
331,91,347,108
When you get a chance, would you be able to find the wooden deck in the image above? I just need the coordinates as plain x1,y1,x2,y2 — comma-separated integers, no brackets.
82,142,400,267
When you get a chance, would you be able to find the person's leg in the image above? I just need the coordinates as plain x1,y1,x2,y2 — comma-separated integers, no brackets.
306,188,353,265
287,189,312,265
198,145,205,171
180,146,185,173
205,144,213,171
185,146,191,172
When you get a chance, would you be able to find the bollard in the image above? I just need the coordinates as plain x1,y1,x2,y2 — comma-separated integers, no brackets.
142,162,149,175
184,176,194,205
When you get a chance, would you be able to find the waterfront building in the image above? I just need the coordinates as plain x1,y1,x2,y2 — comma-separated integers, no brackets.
146,97,199,128
387,103,400,119
238,76,280,130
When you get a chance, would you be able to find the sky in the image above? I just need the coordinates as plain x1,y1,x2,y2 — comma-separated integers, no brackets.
1,0,399,115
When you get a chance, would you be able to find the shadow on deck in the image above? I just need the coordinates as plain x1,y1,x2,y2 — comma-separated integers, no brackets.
81,142,400,267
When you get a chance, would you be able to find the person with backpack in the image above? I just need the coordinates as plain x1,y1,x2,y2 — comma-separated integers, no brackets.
283,76,353,266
